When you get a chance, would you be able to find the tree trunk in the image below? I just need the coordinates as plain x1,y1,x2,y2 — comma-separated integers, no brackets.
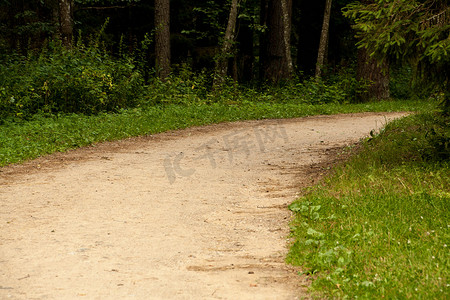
213,0,240,88
259,0,269,80
59,0,73,48
315,0,332,79
155,0,171,80
357,47,390,101
281,0,293,76
260,0,292,83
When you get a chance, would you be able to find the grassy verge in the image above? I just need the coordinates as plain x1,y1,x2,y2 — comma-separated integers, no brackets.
0,99,431,167
287,112,449,299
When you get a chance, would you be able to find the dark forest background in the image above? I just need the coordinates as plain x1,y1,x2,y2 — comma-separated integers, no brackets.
0,0,448,121
1,0,355,78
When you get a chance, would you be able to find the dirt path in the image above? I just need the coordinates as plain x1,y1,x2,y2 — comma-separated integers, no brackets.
0,112,407,299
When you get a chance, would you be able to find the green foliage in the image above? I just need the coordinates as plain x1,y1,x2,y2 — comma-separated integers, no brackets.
145,67,210,105
181,0,228,44
260,67,363,105
390,66,413,100
133,32,154,80
288,112,449,299
0,41,145,122
343,1,449,64
343,0,450,109
0,34,425,126
11,9,56,38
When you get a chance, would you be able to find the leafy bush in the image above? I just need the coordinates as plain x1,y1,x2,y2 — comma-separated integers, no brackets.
295,78,351,104
261,66,362,105
144,65,211,105
0,38,409,126
390,66,413,99
0,41,145,122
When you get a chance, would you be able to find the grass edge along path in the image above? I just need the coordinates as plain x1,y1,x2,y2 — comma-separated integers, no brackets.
0,99,431,167
287,112,449,299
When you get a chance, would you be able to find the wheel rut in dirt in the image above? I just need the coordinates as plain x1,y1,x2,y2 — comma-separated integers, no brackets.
0,112,408,299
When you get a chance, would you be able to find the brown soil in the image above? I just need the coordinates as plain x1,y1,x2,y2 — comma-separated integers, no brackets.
0,112,408,299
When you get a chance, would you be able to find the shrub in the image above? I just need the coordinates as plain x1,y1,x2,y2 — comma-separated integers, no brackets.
390,66,413,99
0,41,145,123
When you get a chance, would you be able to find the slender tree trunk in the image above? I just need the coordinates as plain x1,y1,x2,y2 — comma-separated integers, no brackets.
357,47,390,101
259,0,269,81
281,0,293,76
213,0,240,88
155,0,170,80
59,0,73,48
260,0,292,83
315,0,332,79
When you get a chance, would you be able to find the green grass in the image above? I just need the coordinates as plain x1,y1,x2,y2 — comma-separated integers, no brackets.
0,91,447,298
0,99,431,167
287,112,449,299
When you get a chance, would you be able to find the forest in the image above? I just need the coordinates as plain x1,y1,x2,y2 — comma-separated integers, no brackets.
0,0,449,299
1,0,447,121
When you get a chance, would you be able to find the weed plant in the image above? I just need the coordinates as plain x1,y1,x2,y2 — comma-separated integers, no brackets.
288,112,449,299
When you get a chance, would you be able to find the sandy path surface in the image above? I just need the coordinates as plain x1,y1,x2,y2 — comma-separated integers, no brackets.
0,112,407,299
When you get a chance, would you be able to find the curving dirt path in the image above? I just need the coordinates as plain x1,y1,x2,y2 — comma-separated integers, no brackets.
0,112,408,299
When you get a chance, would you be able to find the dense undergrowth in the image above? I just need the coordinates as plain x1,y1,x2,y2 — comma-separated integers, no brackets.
288,112,449,299
0,38,416,124
0,42,145,121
